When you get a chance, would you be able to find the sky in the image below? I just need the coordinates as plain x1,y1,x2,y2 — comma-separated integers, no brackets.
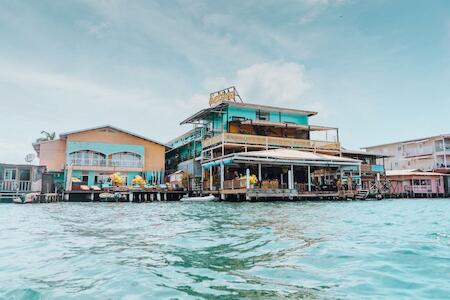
1,0,450,163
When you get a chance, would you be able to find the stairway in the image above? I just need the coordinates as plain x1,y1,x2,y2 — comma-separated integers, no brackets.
355,190,369,200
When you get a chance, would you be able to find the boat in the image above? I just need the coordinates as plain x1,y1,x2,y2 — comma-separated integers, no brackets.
99,192,126,202
13,193,36,204
180,195,216,202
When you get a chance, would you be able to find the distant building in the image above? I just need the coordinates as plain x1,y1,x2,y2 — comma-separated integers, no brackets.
363,134,450,173
33,125,166,191
0,163,46,202
385,169,448,197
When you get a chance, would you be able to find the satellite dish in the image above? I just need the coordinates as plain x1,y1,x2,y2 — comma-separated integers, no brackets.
25,153,35,163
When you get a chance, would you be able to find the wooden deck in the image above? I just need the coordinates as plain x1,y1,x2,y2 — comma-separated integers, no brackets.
202,133,340,153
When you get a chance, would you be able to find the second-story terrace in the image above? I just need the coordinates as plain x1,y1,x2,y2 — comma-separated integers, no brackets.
180,97,341,163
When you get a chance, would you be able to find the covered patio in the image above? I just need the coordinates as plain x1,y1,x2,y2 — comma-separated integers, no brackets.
201,149,362,200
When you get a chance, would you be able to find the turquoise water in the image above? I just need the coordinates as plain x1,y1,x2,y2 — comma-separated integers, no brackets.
0,200,449,299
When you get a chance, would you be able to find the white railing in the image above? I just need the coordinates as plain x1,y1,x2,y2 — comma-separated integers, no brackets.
67,159,143,168
0,180,31,191
405,185,432,193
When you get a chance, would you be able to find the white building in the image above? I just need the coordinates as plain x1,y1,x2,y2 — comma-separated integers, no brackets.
363,134,450,173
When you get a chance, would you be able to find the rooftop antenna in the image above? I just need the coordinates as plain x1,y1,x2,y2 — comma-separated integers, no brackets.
25,153,35,165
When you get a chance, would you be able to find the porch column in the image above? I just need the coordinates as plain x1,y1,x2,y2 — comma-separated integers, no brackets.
258,163,262,182
201,167,205,188
444,138,447,168
288,169,293,190
209,166,213,191
307,165,312,192
291,165,294,189
358,163,362,188
220,162,224,190
246,168,250,189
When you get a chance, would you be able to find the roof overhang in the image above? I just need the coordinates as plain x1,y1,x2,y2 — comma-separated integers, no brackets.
202,149,361,168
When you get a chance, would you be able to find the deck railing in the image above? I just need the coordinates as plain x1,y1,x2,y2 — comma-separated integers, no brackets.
404,185,432,193
67,159,143,168
0,180,31,192
202,133,340,151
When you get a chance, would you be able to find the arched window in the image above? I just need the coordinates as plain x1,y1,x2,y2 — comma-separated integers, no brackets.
110,152,143,167
68,150,106,166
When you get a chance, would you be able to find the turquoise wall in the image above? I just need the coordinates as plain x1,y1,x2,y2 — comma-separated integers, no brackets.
227,106,256,121
226,106,309,125
280,113,308,125
66,142,145,157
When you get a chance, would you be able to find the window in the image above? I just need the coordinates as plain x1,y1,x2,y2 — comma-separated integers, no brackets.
256,110,269,121
68,151,106,166
110,152,143,167
19,169,31,181
4,169,16,180
81,172,89,183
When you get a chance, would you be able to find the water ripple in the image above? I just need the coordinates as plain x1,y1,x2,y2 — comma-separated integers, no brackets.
1,200,450,299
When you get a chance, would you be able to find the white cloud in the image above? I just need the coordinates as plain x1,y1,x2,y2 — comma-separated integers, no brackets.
0,60,154,106
236,62,311,105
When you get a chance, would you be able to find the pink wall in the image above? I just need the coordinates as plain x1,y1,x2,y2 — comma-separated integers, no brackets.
39,139,66,172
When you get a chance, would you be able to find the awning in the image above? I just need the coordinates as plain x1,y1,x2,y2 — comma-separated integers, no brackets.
203,149,361,168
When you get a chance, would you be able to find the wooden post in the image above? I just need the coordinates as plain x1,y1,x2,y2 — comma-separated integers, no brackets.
307,165,312,192
220,162,224,190
210,166,213,191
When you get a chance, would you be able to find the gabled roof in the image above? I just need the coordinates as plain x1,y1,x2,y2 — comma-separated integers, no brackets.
59,125,166,147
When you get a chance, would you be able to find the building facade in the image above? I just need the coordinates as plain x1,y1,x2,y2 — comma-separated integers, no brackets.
0,163,46,202
363,135,450,173
33,125,166,191
167,87,371,199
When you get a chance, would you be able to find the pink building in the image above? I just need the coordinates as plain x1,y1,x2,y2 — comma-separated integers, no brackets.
386,169,447,197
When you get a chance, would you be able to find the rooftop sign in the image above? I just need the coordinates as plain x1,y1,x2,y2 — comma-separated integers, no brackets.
209,86,243,106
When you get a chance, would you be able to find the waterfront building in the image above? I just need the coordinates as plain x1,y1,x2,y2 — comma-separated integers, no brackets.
0,163,46,202
363,134,450,173
33,125,166,191
385,169,448,197
340,149,386,192
168,87,365,200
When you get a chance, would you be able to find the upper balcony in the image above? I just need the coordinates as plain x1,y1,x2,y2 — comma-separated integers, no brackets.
202,132,340,154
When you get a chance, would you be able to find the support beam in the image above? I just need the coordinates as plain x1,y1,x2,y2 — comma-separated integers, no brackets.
220,163,224,190
246,168,250,189
258,163,262,182
291,164,294,189
444,137,447,168
307,165,312,192
210,166,213,191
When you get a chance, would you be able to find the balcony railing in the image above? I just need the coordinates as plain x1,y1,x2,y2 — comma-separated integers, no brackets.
405,185,432,193
202,133,340,152
67,159,143,168
0,180,31,192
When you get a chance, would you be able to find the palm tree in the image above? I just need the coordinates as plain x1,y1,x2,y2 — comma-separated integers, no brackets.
35,131,56,143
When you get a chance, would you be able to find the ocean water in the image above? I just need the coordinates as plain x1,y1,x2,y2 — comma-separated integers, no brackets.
0,199,449,300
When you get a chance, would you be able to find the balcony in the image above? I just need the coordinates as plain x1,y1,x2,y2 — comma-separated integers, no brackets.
0,180,31,192
202,133,340,153
67,159,143,168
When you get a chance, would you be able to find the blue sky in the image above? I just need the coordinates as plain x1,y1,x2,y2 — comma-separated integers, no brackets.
1,0,450,163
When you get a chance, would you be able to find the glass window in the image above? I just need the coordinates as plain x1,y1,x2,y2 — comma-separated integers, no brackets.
256,110,269,121
19,169,31,181
4,169,16,180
